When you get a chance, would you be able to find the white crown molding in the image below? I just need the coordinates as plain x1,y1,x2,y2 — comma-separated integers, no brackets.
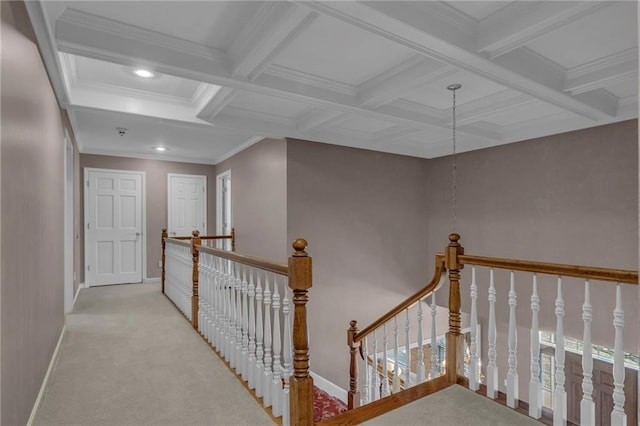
67,110,84,152
81,147,218,165
191,83,222,107
568,48,638,80
449,91,536,127
263,64,356,97
385,99,445,121
213,136,264,164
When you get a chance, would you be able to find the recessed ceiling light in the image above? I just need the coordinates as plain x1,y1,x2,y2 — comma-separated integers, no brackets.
134,69,154,78
154,146,167,152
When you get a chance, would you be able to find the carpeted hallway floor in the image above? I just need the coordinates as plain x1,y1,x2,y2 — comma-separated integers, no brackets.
34,283,274,426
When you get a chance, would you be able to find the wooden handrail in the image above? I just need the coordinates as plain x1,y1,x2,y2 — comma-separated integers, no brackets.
165,237,192,247
197,244,288,276
353,253,446,343
458,254,638,284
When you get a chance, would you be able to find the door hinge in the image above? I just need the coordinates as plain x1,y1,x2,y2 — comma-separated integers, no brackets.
87,223,90,230
86,180,89,188
87,265,90,271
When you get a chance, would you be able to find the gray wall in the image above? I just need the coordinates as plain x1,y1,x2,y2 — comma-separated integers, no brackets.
216,138,287,261
425,120,638,399
80,154,217,281
1,2,70,423
286,138,432,388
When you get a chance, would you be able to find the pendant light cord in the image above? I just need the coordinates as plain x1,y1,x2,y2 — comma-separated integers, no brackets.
448,84,460,234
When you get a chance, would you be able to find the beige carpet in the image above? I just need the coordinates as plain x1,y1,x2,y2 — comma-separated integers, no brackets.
34,283,274,426
362,384,542,426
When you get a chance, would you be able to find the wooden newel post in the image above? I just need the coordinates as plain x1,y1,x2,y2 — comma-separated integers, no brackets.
445,233,465,384
231,227,236,252
347,320,361,410
161,228,168,294
191,229,202,330
288,238,314,426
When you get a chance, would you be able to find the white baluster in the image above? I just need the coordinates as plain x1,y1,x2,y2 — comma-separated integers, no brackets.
487,268,498,399
241,268,249,379
372,330,380,401
529,274,542,419
404,309,411,388
228,262,237,366
416,300,425,384
553,277,566,426
507,271,519,408
224,260,232,361
580,280,594,426
235,265,243,371
430,292,438,380
263,275,273,407
392,317,400,393
611,284,626,426
282,285,292,425
363,336,370,404
381,322,390,397
214,256,223,350
469,267,479,391
271,276,282,417
255,272,264,397
247,270,256,389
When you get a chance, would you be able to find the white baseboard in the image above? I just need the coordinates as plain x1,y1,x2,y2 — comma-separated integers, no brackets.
310,371,348,403
72,283,85,308
27,324,67,426
143,277,160,283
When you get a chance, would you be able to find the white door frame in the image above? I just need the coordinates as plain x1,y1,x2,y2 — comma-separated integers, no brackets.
83,168,147,287
64,131,74,313
216,170,231,235
167,173,207,236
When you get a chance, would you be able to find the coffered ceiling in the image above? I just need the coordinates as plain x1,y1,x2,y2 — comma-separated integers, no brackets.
27,1,638,164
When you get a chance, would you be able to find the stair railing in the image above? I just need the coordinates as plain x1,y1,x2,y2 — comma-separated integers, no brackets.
162,228,314,426
450,234,638,426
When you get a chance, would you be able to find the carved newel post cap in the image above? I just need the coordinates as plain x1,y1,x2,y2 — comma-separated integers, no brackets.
292,238,308,256
192,229,200,237
449,233,460,245
349,320,358,329
162,227,167,233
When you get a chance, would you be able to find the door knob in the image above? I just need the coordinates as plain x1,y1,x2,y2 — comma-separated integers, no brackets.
136,232,141,236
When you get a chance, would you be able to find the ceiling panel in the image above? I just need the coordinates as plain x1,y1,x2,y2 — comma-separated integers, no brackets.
73,109,252,164
271,14,415,86
482,100,567,126
604,78,638,99
526,2,637,69
336,115,397,134
400,71,507,110
70,54,203,100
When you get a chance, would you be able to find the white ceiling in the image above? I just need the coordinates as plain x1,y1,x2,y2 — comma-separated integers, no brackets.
26,1,638,164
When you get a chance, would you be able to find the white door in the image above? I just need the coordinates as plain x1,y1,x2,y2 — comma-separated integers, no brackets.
85,169,143,286
168,174,206,237
216,171,231,250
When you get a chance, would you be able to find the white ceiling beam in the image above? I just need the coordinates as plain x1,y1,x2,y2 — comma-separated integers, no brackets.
52,8,500,142
357,56,454,108
564,49,638,95
24,1,71,106
229,3,318,81
196,87,237,121
299,1,613,121
477,2,610,59
56,8,232,80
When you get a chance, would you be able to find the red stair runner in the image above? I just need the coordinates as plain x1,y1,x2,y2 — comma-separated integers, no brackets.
313,386,348,422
